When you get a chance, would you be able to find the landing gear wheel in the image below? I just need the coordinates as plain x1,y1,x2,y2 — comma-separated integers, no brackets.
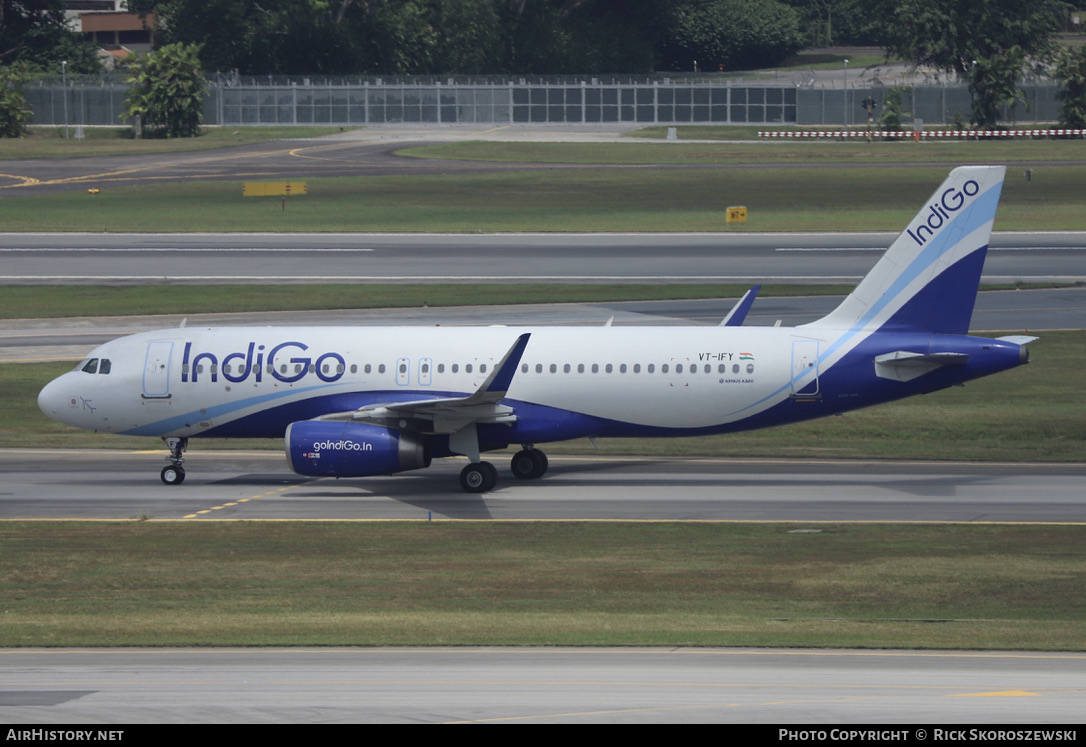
460,461,498,493
161,436,188,486
161,465,186,485
510,448,548,480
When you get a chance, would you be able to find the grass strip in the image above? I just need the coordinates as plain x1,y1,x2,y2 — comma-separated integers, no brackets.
0,283,858,320
6,331,1083,461
1,521,1082,649
1,125,351,159
2,164,1085,232
401,137,1086,166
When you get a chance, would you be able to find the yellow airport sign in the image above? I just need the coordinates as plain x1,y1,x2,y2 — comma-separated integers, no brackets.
726,206,747,223
243,182,308,197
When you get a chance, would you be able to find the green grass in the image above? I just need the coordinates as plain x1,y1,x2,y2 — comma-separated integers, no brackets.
1,522,1081,648
8,331,1083,461
0,283,858,319
402,137,1086,165
0,125,354,159
3,164,1085,232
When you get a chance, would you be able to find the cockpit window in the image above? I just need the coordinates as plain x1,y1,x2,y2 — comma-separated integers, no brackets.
98,359,112,375
80,358,99,374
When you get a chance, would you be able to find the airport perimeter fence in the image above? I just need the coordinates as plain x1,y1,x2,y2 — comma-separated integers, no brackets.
22,74,1064,129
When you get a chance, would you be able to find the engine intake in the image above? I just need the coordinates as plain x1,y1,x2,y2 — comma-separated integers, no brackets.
286,421,430,477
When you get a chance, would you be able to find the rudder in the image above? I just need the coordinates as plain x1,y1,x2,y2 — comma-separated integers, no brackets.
814,166,1006,334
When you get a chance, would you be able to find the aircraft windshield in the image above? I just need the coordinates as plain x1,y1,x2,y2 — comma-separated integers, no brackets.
76,358,111,374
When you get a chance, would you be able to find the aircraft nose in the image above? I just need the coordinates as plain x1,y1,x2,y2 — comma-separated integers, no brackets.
38,375,68,422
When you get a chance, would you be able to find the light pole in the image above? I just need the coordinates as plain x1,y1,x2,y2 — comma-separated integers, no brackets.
61,60,68,140
843,58,849,130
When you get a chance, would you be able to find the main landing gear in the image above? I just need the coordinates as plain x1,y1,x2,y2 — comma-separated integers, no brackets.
160,436,188,485
458,447,549,494
510,447,548,480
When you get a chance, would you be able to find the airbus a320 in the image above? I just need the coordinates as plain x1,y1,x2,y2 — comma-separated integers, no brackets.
38,166,1033,492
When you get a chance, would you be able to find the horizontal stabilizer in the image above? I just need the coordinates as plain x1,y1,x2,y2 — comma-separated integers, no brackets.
997,335,1039,346
874,350,968,382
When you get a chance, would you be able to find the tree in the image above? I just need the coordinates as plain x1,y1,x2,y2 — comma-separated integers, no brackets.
967,48,1029,128
1054,45,1086,128
788,0,888,48
877,86,911,131
659,0,805,72
0,65,32,137
871,0,1066,128
0,0,101,73
122,42,206,138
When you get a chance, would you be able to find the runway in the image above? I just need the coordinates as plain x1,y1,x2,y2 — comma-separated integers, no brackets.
4,138,1083,723
3,450,1084,523
2,231,1084,284
3,647,1084,724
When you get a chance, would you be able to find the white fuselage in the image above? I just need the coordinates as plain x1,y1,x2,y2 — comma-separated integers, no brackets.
40,324,821,440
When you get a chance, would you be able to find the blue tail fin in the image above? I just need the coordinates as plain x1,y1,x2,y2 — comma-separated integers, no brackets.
815,166,1006,334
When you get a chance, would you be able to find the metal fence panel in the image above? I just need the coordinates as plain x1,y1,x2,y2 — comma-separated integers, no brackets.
23,79,1069,128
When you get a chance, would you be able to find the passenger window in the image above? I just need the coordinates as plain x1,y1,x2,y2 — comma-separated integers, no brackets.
662,364,669,373
379,364,386,374
549,364,557,373
563,364,571,373
592,364,599,373
535,364,543,373
634,364,641,373
647,364,654,373
466,364,473,373
676,364,683,373
452,364,459,373
480,364,487,373
577,364,585,373
350,364,357,374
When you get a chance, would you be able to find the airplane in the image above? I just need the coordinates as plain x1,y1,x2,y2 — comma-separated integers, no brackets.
38,165,1035,493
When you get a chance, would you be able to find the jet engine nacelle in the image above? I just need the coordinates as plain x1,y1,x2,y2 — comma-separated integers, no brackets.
285,420,431,477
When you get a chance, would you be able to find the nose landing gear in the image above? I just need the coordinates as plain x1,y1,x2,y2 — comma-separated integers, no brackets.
161,436,188,485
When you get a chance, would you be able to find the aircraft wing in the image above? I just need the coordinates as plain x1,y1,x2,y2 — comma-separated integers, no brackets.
315,332,530,434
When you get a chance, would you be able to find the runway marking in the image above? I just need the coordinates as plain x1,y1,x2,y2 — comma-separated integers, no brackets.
0,172,39,187
182,483,309,519
951,690,1040,697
